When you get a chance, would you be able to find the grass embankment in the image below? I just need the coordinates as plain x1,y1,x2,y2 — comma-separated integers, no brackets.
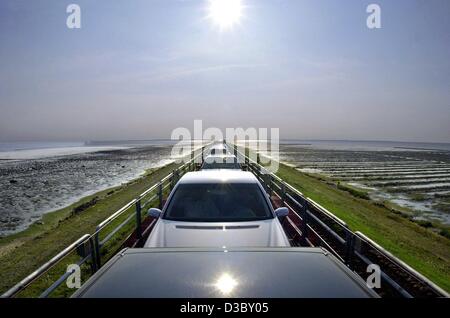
0,162,179,295
276,164,450,292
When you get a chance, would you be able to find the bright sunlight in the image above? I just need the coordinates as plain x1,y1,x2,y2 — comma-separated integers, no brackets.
207,0,244,30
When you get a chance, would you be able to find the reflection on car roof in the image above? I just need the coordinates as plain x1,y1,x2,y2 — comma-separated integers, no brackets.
204,154,236,159
210,144,227,149
179,171,257,184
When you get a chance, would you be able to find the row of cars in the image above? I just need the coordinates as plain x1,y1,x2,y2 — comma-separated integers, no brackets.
145,143,290,248
73,143,378,298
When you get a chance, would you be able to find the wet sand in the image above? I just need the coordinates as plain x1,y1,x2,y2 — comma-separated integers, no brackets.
0,145,175,236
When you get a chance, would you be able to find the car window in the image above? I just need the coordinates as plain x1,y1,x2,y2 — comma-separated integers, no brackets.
164,183,273,222
201,159,241,170
201,162,241,169
210,148,227,155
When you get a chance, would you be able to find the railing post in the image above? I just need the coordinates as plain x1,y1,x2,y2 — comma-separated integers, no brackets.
135,199,142,241
171,169,179,190
201,146,205,163
89,236,98,273
170,170,175,190
94,231,101,269
345,231,355,269
281,182,287,203
301,199,309,245
266,175,272,196
158,182,163,210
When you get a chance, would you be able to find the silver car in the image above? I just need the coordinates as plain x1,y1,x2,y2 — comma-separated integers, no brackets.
208,143,228,155
145,170,290,248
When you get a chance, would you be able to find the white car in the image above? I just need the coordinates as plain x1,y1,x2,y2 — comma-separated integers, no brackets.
208,143,228,155
201,154,241,170
144,170,290,248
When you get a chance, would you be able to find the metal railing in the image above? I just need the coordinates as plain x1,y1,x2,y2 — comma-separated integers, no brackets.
91,154,199,269
1,234,92,298
1,145,207,298
229,143,448,298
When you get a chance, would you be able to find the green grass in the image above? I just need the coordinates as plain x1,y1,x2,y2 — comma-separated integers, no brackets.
336,182,371,200
0,162,179,296
410,193,429,201
276,164,450,292
434,203,450,214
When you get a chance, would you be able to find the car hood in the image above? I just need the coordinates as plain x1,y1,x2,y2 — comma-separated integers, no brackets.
144,218,290,248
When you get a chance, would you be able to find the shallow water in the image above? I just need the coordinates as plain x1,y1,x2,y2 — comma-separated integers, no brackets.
274,141,450,225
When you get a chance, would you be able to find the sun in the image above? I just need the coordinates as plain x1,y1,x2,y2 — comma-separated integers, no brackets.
207,0,244,30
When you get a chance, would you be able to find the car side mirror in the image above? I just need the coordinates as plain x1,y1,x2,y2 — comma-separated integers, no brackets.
274,207,289,218
148,208,162,218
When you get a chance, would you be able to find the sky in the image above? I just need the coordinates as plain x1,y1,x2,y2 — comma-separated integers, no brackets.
0,0,449,143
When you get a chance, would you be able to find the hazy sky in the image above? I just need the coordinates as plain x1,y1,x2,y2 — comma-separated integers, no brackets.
0,0,449,142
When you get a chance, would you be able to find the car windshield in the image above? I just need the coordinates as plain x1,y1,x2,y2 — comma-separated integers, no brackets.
210,148,227,155
164,183,273,222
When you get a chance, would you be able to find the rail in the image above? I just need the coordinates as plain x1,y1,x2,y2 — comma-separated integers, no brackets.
1,234,92,298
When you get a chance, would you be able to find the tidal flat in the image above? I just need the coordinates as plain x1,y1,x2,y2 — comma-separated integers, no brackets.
275,141,450,228
0,144,176,236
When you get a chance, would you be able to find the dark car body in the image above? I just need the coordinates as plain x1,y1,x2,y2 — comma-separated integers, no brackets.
72,247,378,298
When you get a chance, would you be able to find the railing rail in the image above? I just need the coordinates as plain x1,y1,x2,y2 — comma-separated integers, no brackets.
354,231,449,297
1,234,91,298
91,149,204,269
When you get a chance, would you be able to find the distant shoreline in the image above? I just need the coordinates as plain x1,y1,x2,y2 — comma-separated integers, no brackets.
0,145,131,160
394,146,450,152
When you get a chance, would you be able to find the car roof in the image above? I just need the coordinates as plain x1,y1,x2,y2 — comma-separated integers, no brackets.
178,170,257,184
211,143,226,147
72,247,378,298
204,154,237,160
209,144,227,150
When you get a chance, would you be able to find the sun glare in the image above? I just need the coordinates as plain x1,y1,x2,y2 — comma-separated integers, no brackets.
215,273,238,295
207,0,244,30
